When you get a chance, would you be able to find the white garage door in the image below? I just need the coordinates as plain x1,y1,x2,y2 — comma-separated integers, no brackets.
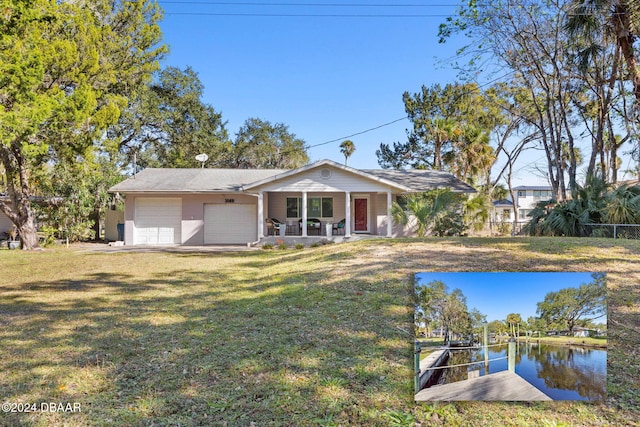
134,198,182,245
204,204,257,244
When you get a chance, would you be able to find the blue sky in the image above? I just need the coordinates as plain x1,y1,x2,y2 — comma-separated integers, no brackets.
154,1,636,186
415,272,603,323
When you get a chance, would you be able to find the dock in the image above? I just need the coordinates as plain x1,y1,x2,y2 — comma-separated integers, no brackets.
415,370,552,401
417,348,449,390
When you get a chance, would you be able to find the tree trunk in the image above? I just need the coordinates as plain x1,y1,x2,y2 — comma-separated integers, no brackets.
17,215,39,250
0,144,41,250
613,2,640,178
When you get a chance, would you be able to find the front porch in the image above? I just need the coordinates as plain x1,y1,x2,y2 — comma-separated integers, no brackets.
256,190,396,240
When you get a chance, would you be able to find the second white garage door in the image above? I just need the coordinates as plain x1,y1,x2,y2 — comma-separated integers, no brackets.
204,204,257,244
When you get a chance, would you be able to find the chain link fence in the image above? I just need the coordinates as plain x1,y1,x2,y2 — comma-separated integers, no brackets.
583,224,640,239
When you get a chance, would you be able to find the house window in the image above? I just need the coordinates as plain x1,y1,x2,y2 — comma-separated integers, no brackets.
502,209,511,219
519,209,532,218
286,197,333,218
533,190,553,199
517,190,527,197
322,197,333,217
286,197,299,218
308,197,321,217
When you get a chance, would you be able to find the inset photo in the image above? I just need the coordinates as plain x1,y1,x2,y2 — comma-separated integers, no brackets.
414,272,606,402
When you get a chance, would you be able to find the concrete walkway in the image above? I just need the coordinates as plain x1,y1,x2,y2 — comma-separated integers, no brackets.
77,243,259,253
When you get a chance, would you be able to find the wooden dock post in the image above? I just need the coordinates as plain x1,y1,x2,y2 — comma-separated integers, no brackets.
483,323,489,372
414,341,421,394
508,337,516,372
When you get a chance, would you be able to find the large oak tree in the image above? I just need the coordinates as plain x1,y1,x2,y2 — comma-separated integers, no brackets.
536,273,607,334
0,0,165,249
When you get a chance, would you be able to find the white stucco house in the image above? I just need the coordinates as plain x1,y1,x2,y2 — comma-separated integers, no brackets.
492,185,554,224
108,159,475,246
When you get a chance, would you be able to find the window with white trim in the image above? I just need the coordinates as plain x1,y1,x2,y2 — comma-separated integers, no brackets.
286,197,333,218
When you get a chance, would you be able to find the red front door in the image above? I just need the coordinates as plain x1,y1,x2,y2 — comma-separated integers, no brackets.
354,198,368,232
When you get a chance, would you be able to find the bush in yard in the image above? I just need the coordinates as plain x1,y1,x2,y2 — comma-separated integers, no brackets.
524,176,640,237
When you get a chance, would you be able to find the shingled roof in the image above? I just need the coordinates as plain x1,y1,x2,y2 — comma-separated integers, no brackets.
109,160,476,194
363,169,476,193
109,168,288,193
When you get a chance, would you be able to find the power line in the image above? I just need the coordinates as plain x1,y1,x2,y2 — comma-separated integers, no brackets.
160,1,459,17
306,70,518,151
164,12,452,17
306,117,408,150
161,1,459,6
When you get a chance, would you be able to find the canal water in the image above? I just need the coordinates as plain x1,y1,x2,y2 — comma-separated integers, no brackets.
436,342,606,401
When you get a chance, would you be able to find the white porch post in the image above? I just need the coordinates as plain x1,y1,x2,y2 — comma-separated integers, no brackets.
301,191,308,237
344,191,351,237
386,191,393,237
258,191,264,238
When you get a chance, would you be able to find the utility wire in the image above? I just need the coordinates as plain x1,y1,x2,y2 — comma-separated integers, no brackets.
306,70,517,151
164,12,453,17
161,1,459,6
306,117,408,150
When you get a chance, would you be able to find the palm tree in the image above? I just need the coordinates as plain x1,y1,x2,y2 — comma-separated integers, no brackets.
339,140,355,165
392,189,459,237
506,313,522,338
565,0,640,177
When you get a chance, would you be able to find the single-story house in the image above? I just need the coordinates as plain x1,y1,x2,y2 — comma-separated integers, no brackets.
573,327,600,338
108,159,475,246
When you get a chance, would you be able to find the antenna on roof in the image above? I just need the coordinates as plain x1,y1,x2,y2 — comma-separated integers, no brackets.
195,153,208,169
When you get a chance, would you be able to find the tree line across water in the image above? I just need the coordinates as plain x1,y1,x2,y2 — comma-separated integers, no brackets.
415,273,607,344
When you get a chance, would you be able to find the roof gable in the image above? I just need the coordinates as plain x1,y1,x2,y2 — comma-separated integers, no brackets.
242,159,410,192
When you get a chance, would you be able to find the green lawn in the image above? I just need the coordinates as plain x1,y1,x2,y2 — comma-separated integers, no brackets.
515,335,607,347
0,237,638,426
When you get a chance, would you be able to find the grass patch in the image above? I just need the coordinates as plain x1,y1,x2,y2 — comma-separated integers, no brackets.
0,237,638,426
515,335,607,347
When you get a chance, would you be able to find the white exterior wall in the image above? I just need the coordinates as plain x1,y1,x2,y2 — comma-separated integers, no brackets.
0,211,13,236
492,206,514,222
104,209,125,241
514,187,553,218
374,194,415,237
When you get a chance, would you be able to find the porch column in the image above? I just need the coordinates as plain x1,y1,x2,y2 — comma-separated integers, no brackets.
386,191,393,237
257,191,264,238
344,191,351,237
301,191,308,237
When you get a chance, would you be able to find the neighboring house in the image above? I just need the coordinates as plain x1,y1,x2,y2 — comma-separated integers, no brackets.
491,185,554,224
430,327,446,338
109,159,475,246
573,327,602,338
492,199,514,223
513,186,555,220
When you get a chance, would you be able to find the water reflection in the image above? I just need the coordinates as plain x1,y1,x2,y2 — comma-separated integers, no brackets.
435,342,606,401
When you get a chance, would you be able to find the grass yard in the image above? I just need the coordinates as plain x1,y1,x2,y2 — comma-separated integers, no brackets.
0,237,638,426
